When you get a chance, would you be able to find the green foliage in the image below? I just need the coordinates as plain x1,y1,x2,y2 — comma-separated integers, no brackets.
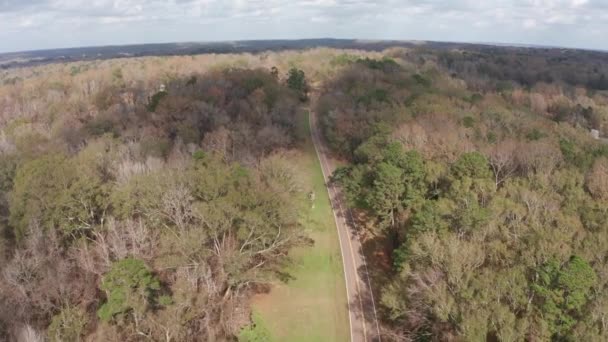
393,200,449,267
262,83,280,109
356,57,400,72
496,80,514,93
176,122,201,145
527,128,546,141
342,133,428,227
400,150,427,205
469,93,483,104
559,138,608,172
410,200,448,236
332,165,365,208
238,312,273,342
286,68,308,101
532,256,597,338
357,88,390,106
2,76,22,85
330,53,358,67
192,150,207,161
559,138,579,165
70,65,82,76
85,117,118,137
353,133,390,164
48,306,88,342
9,153,109,239
158,295,173,306
412,73,431,88
6,45,608,342
451,152,492,179
486,131,497,143
112,68,123,82
316,46,608,341
453,198,491,233
579,202,608,232
0,154,17,194
243,76,265,93
147,90,167,112
592,144,608,160
97,258,161,322
0,64,308,340
368,162,404,227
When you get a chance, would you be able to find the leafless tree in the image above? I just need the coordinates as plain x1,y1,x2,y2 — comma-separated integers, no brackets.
486,140,519,187
15,325,44,342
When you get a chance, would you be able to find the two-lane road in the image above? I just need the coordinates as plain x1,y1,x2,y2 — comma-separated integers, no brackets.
309,110,381,342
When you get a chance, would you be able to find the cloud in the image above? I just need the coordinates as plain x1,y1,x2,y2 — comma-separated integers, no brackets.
0,0,48,12
0,0,607,52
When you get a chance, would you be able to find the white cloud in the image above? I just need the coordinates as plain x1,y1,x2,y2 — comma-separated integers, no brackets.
523,19,538,29
0,0,607,52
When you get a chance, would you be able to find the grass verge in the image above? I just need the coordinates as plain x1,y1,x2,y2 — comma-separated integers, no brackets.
250,110,350,342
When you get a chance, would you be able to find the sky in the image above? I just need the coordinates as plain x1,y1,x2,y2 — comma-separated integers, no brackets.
0,0,607,53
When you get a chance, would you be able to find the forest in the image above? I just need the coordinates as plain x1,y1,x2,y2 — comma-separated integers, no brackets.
321,51,608,340
0,44,608,341
0,51,315,341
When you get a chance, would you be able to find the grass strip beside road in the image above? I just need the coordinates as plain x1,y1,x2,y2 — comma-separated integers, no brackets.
250,111,350,342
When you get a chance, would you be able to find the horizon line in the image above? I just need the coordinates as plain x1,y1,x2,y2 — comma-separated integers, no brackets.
2,37,607,56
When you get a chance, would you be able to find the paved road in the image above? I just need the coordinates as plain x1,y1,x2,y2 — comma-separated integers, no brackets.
309,110,381,342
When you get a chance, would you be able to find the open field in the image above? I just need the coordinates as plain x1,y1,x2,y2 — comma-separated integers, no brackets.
251,111,350,342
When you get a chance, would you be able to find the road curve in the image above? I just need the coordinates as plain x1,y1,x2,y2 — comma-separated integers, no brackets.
309,110,381,342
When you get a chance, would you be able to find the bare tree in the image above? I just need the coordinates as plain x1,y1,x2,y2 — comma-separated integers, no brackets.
202,127,233,161
16,325,44,342
486,140,519,187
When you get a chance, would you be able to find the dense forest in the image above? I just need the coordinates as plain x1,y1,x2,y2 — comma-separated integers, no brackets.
1,44,608,341
0,51,316,341
320,50,608,340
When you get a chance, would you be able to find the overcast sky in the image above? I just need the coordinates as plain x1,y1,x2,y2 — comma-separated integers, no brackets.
0,0,607,53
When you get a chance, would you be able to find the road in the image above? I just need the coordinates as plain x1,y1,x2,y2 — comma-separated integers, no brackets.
309,110,382,342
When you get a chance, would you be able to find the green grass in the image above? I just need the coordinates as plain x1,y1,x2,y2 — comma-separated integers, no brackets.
251,111,349,342
239,311,273,342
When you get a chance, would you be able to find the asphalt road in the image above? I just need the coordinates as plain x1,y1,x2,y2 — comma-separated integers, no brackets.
309,110,382,342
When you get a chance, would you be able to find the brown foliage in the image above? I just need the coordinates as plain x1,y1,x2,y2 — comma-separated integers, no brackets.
587,158,608,200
